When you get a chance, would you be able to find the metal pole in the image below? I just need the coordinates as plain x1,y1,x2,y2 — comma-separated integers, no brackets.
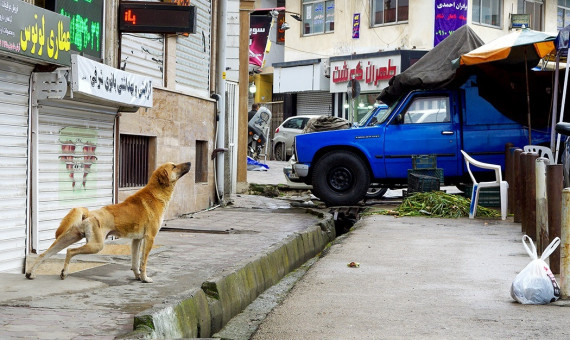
506,146,515,214
524,152,538,239
560,188,570,298
514,149,523,224
524,49,532,145
555,46,570,163
520,152,529,231
535,158,549,254
550,52,560,151
547,164,563,275
215,0,228,199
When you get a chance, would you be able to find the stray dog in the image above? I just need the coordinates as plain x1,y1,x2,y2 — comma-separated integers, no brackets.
25,162,191,283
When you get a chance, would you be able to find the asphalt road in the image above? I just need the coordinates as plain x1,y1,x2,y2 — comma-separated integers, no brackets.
249,214,570,340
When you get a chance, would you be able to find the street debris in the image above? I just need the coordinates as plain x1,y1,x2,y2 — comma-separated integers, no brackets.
366,191,500,218
347,262,360,268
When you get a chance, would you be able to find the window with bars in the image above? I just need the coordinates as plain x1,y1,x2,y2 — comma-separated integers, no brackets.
120,134,152,188
195,140,208,183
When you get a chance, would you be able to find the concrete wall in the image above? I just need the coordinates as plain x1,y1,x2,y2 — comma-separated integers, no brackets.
119,89,218,218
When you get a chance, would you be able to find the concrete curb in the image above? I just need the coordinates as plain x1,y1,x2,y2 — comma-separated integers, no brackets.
119,209,335,339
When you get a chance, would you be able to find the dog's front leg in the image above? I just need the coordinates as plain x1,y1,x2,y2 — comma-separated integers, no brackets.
131,239,142,280
139,234,156,283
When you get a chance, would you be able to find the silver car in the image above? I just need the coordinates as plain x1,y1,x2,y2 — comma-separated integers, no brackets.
272,115,314,161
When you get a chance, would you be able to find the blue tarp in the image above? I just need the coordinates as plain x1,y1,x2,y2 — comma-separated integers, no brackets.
247,156,269,171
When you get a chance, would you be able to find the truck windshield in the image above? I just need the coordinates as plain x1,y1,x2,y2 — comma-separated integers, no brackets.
356,105,389,127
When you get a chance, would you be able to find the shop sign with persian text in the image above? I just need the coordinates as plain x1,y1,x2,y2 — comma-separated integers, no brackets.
0,0,71,66
330,57,400,93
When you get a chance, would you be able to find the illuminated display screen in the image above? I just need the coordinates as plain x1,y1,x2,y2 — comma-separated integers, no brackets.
119,2,196,34
46,0,103,60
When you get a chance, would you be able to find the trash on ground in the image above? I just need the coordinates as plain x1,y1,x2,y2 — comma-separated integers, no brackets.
247,156,269,171
511,235,560,305
368,191,500,218
347,262,360,268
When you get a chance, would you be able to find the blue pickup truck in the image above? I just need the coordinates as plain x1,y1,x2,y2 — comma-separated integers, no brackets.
290,77,550,206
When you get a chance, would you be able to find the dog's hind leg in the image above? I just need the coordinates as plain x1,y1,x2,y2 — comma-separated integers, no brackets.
60,217,105,280
25,227,84,279
131,239,142,280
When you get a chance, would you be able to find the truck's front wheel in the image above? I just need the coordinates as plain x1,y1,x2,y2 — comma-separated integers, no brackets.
312,150,370,206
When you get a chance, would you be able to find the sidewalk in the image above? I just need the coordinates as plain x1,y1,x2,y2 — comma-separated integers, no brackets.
0,162,334,339
253,214,570,339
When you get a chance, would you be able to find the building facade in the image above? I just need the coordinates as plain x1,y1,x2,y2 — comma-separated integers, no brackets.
0,0,233,273
272,0,561,121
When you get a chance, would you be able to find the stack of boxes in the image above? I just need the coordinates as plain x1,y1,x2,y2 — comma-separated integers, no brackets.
407,155,444,194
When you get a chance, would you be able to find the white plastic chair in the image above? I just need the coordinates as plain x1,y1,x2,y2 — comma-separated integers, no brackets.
460,150,508,220
523,145,554,163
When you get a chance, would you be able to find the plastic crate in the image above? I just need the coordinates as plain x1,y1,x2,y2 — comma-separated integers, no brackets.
407,168,444,183
464,185,501,207
412,154,437,169
407,173,440,193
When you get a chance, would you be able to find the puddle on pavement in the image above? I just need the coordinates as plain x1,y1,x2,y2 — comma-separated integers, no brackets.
161,227,259,234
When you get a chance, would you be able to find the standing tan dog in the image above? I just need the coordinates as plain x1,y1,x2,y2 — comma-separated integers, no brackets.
25,161,191,283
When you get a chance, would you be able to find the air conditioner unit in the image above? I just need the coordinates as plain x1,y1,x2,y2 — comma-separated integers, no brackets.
323,60,330,78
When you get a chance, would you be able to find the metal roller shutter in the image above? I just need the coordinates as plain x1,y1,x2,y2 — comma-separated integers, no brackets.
0,58,33,273
175,0,211,97
35,102,116,253
297,92,333,116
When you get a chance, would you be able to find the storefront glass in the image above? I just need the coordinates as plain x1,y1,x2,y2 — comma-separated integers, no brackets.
345,93,382,123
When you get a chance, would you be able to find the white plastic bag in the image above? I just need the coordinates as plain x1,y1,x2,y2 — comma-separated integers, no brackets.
510,235,560,305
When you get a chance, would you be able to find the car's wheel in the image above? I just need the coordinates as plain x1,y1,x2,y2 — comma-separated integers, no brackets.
365,187,388,198
312,150,370,206
274,142,285,161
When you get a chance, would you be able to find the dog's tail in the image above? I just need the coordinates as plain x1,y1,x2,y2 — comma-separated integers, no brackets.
55,207,90,239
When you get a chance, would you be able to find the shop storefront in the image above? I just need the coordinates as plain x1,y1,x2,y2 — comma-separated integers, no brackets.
30,55,153,261
329,50,427,123
0,1,72,272
273,59,332,117
0,0,153,273
272,51,425,120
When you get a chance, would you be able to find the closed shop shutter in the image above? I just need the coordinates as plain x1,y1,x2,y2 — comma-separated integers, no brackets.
175,0,212,97
297,92,333,116
36,102,116,253
0,58,33,273
120,0,164,87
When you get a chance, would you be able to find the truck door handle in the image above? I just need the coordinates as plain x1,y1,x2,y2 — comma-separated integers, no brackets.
441,131,454,135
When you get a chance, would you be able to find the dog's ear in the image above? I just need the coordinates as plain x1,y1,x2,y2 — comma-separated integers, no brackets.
157,168,170,187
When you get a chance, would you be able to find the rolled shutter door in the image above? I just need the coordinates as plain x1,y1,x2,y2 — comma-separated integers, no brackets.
296,91,333,116
36,102,116,253
0,58,33,273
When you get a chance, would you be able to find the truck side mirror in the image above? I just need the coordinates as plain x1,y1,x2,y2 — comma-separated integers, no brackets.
395,113,404,124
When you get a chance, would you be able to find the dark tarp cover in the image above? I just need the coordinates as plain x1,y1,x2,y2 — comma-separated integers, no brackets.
378,25,484,105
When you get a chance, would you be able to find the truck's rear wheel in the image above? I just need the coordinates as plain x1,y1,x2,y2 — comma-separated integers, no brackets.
312,150,370,206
